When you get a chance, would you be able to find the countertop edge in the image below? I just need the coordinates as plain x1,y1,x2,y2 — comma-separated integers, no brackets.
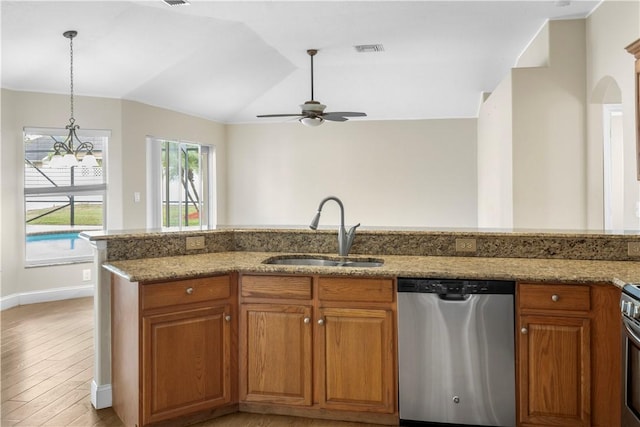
102,252,639,289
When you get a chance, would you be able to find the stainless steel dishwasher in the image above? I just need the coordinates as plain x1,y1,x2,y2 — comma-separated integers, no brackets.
397,278,515,427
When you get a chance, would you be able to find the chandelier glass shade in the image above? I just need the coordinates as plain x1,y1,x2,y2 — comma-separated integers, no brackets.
50,30,98,168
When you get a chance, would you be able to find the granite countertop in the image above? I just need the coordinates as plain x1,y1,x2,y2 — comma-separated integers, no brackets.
103,251,640,288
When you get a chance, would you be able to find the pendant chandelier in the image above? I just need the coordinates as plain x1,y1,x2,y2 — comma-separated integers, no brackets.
49,30,98,168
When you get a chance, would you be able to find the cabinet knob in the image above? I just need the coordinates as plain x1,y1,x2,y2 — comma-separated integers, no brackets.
303,317,310,324
521,327,528,334
551,294,559,302
318,319,325,325
185,287,194,295
225,315,231,322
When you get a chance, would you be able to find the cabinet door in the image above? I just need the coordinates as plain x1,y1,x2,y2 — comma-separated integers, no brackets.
142,304,232,425
240,303,313,405
317,307,395,414
518,315,591,427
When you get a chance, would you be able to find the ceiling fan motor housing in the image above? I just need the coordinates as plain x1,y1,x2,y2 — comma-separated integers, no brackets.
300,100,326,114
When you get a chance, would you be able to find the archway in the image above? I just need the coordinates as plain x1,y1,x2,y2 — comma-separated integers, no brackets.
591,76,623,230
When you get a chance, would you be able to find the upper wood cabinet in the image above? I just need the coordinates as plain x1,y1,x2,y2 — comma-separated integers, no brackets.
626,38,640,180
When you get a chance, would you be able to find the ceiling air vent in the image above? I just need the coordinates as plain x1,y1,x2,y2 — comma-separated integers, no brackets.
163,0,189,6
354,44,385,53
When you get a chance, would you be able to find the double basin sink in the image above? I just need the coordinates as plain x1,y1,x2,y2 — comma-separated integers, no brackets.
264,255,384,268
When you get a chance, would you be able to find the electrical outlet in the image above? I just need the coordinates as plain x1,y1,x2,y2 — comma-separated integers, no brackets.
82,269,91,281
629,242,640,257
186,236,205,251
455,238,477,253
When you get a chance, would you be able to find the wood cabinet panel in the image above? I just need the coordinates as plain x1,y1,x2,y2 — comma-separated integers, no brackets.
142,304,232,425
241,275,312,300
318,277,394,303
317,307,395,414
238,274,398,422
519,283,590,312
590,284,622,427
240,303,313,405
142,275,231,310
517,282,621,427
518,315,590,427
111,274,236,427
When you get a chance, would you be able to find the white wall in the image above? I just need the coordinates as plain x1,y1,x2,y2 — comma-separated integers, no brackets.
3,3,640,303
0,90,227,302
120,101,227,229
225,119,478,228
586,0,640,230
516,23,549,68
512,19,588,229
478,19,590,230
477,73,513,228
1,89,122,301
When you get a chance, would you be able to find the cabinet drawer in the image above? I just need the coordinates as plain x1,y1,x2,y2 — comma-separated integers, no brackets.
241,275,312,300
318,278,394,303
519,283,590,312
142,275,230,310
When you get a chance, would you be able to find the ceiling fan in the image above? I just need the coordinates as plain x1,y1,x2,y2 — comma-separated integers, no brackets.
257,49,367,127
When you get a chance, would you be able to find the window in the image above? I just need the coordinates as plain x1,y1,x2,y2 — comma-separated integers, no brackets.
24,127,107,266
147,138,215,230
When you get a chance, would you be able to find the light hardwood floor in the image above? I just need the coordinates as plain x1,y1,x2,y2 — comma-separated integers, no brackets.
1,297,382,427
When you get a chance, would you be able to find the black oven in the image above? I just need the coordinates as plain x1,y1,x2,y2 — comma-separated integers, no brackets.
622,285,640,427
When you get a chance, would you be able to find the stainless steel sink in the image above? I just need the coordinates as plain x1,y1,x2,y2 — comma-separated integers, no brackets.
264,256,383,268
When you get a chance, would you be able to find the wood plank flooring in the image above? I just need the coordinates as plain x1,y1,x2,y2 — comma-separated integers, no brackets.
1,297,381,427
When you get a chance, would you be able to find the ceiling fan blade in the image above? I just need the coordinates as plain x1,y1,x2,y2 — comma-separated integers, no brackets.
323,112,367,118
322,112,367,121
257,113,305,118
323,115,348,122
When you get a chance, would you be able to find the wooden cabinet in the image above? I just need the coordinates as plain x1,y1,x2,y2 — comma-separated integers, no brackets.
517,282,621,427
316,277,396,414
112,274,237,427
239,275,313,406
239,274,398,424
240,303,313,405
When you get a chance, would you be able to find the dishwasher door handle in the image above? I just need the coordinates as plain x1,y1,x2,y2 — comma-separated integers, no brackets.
438,293,470,301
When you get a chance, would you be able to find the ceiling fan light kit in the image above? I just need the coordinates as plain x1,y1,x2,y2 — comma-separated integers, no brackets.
300,117,324,127
257,49,366,126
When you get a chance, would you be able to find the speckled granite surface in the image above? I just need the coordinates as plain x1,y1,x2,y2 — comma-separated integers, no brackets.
83,228,640,262
103,251,640,288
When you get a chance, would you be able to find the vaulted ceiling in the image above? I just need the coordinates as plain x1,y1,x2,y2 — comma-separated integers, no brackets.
1,1,599,124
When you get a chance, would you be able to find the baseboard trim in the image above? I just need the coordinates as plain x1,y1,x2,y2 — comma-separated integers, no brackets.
0,294,20,311
91,381,113,409
0,284,94,311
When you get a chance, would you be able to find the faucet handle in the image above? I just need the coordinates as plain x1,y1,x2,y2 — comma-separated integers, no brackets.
346,223,360,237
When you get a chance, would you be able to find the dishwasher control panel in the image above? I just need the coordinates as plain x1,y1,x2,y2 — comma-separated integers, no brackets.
398,278,515,295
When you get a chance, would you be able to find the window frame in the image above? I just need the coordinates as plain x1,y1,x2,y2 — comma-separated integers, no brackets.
146,137,216,231
23,126,108,266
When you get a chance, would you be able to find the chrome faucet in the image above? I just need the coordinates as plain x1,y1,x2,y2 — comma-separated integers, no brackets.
309,196,360,257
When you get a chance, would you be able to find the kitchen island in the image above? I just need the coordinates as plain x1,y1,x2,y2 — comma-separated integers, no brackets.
86,228,640,426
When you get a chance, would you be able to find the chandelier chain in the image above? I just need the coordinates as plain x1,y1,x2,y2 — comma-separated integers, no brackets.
69,32,74,124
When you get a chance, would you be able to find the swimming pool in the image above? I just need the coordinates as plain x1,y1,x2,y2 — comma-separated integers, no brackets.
26,232,93,265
